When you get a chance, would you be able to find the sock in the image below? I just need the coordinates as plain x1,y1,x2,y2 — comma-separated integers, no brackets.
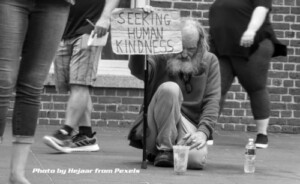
61,125,73,136
79,126,93,138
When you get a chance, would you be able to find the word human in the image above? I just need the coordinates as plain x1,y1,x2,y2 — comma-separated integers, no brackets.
112,9,182,55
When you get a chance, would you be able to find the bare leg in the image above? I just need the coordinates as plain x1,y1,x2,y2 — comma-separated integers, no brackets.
9,143,31,184
65,85,92,128
256,118,269,135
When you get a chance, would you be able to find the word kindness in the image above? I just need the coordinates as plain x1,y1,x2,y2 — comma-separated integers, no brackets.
111,8,182,55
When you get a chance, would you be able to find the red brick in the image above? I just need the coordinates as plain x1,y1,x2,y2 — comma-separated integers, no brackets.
272,15,284,22
93,104,105,111
117,105,128,112
282,95,292,102
284,16,296,22
234,110,245,116
270,110,280,117
283,80,294,87
129,105,140,112
197,3,211,10
270,102,287,110
269,118,287,125
220,109,233,116
105,89,117,96
119,120,133,128
117,89,128,96
123,113,139,120
106,105,117,112
47,111,57,118
269,87,288,94
150,1,172,8
287,103,300,110
58,112,65,118
38,119,49,125
287,119,300,126
270,94,281,101
49,119,61,125
180,11,191,17
273,0,284,5
284,0,296,6
54,103,65,110
42,103,53,110
129,89,141,97
235,124,246,131
289,88,300,95
96,120,107,126
53,95,69,102
91,112,101,119
295,111,300,118
272,7,290,14
174,2,198,10
223,123,235,131
246,125,257,132
223,101,241,109
93,88,104,96
122,97,143,105
284,64,295,71
281,111,292,118
101,112,123,120
41,95,52,102
99,97,121,104
192,11,202,18
291,7,300,14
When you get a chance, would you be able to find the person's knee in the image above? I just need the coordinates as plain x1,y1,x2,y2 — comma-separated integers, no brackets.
158,82,181,97
187,146,208,170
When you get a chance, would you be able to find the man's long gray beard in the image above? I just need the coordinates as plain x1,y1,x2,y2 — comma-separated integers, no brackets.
166,57,200,77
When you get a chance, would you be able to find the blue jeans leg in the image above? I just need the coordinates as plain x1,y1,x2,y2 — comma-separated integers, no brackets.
0,0,70,142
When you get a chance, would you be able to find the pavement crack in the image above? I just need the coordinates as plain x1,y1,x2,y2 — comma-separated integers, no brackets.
30,149,55,184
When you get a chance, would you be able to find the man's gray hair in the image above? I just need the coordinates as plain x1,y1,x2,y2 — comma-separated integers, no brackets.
181,18,210,56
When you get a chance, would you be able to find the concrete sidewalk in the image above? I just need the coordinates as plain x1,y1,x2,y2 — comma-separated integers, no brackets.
0,125,300,184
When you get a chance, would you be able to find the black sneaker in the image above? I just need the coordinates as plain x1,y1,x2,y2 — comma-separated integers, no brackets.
69,132,100,152
154,151,173,167
43,129,72,153
255,134,268,149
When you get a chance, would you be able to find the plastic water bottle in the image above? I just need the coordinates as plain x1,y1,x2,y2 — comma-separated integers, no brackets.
244,138,256,173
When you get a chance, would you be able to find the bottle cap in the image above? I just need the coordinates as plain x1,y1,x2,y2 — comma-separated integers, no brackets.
249,138,254,141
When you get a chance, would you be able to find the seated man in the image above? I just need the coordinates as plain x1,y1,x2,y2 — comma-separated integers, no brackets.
128,19,221,169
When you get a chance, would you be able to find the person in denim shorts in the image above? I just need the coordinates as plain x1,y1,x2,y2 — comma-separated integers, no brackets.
43,0,120,153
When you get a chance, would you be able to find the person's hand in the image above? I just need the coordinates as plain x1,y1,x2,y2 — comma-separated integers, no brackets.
143,5,154,13
177,132,207,150
240,29,256,47
93,17,110,38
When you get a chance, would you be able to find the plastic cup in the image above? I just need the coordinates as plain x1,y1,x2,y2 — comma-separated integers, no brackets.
173,145,189,175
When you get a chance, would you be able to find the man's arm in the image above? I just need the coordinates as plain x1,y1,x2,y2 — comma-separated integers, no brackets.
179,53,221,150
197,53,221,138
93,0,120,37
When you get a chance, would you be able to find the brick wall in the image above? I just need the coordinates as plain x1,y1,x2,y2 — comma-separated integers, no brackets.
8,0,299,134
36,86,144,128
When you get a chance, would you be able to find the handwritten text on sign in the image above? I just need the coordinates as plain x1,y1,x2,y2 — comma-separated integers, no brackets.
111,8,182,55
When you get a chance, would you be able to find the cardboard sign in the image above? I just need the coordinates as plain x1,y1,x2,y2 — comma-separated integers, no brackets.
111,8,182,55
